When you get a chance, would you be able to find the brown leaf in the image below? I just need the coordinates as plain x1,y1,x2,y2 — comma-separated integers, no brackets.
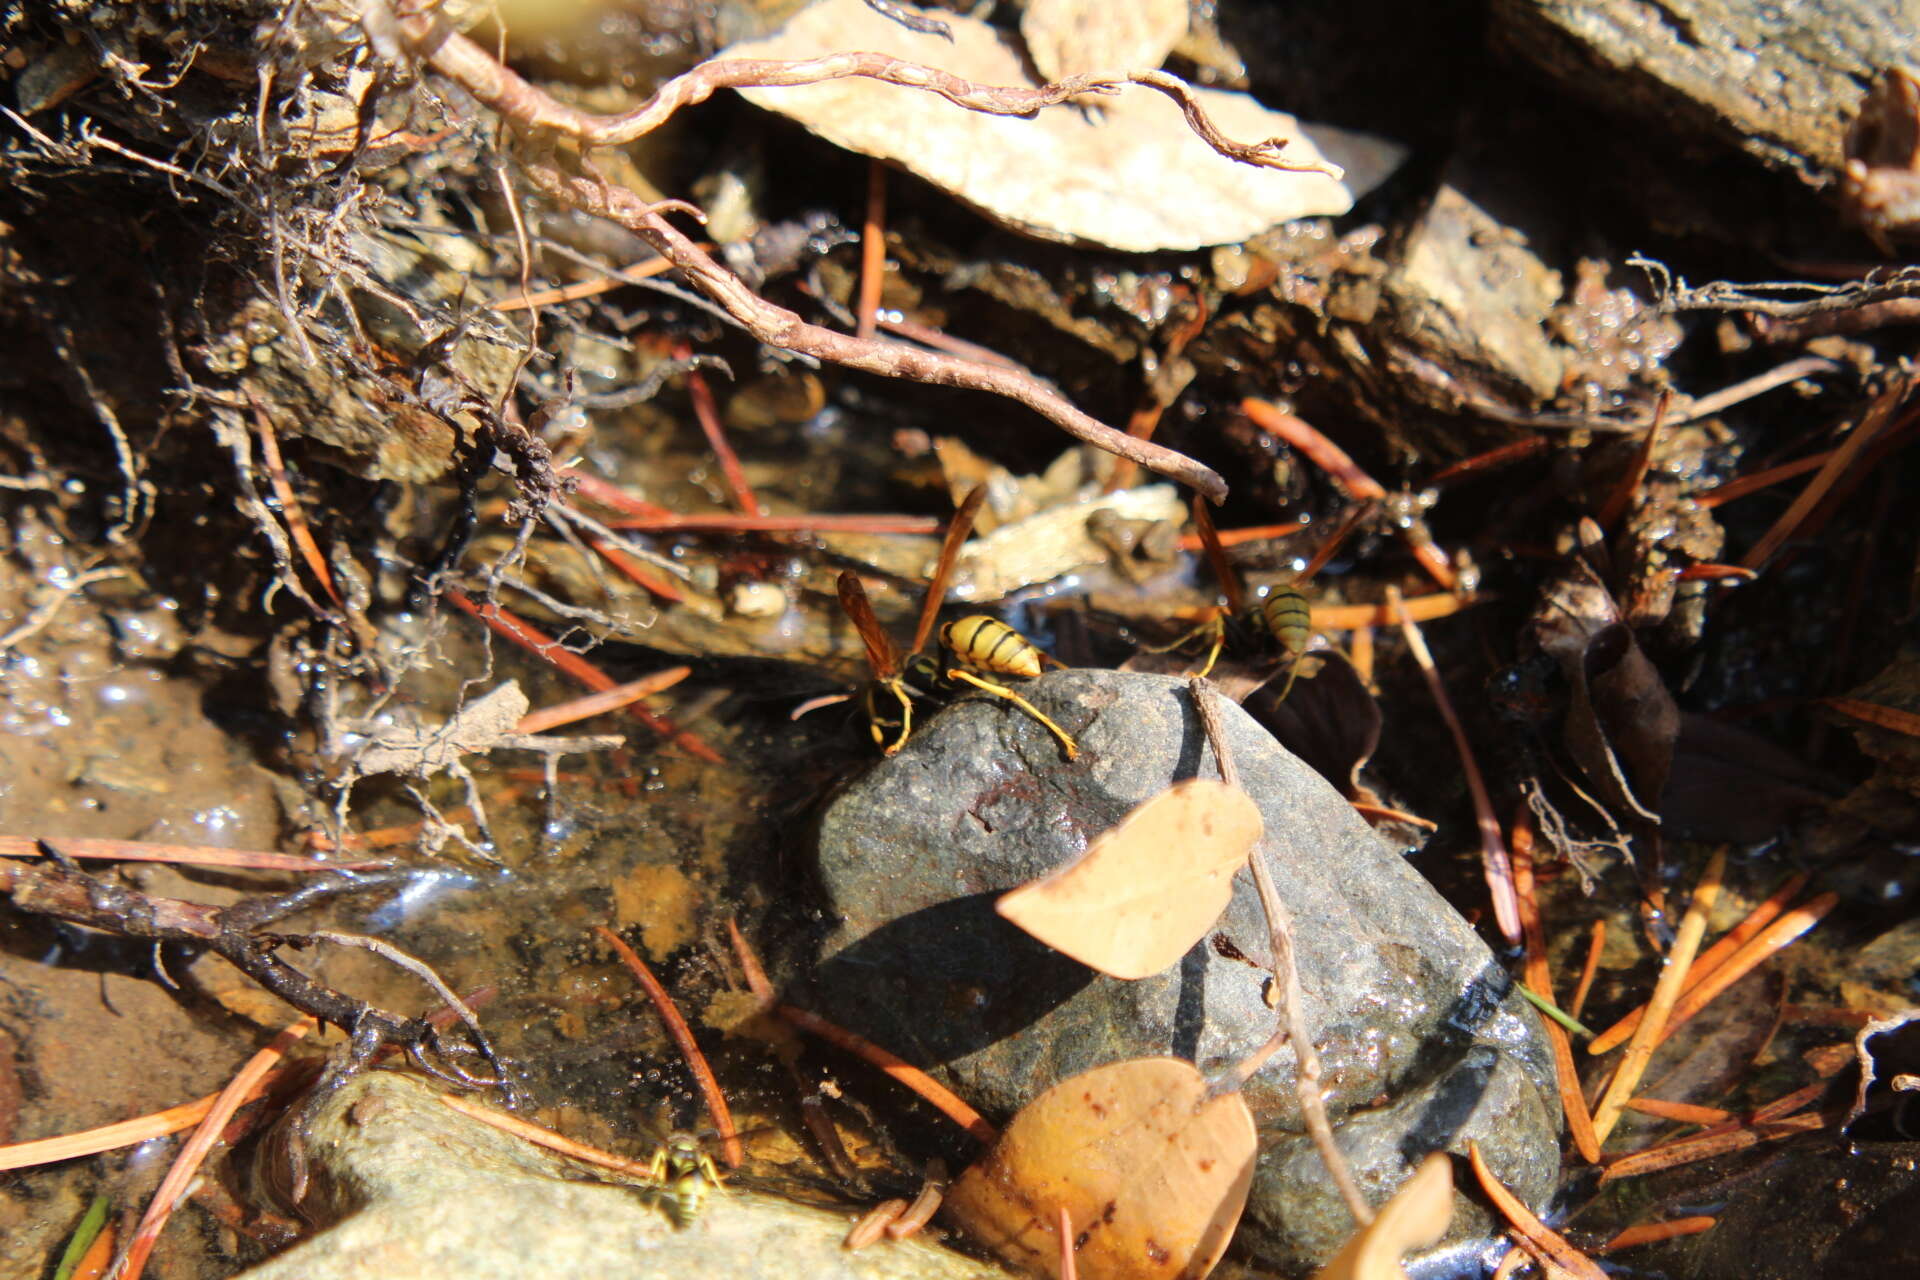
944,1057,1256,1280
1243,651,1382,798
1310,1153,1453,1280
721,0,1404,252
996,780,1263,979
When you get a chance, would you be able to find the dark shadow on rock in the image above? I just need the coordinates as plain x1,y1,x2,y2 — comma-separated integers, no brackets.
808,891,1095,1065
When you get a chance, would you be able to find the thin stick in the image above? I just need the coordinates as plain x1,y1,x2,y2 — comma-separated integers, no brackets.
1588,871,1810,1054
0,835,385,873
515,668,691,734
1467,1141,1607,1280
857,159,887,340
1510,807,1601,1164
1390,589,1521,942
1058,1205,1077,1280
1193,680,1373,1226
681,343,761,517
438,1093,655,1178
1570,920,1605,1019
515,157,1226,500
594,925,741,1168
1598,1216,1717,1253
776,1004,996,1144
1649,892,1838,1048
445,589,722,764
1590,849,1726,1144
489,254,677,310
113,1016,318,1280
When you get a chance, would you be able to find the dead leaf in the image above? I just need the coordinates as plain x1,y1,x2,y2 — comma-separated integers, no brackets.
1243,650,1382,798
345,681,530,778
944,1057,1256,1280
1022,0,1189,83
996,780,1263,979
722,0,1405,252
1532,564,1678,826
1311,1153,1453,1280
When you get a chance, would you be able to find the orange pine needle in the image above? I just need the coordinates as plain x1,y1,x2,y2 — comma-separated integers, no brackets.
584,534,687,603
1598,1112,1825,1183
776,1004,996,1145
0,1096,217,1171
1624,1097,1732,1126
724,917,777,1010
1570,920,1605,1020
304,788,526,852
444,589,722,764
0,835,384,873
1650,892,1838,1050
1695,450,1832,509
886,1175,946,1240
594,925,741,1168
1350,801,1438,830
514,667,691,734
1175,522,1300,551
250,402,342,611
1059,1205,1077,1280
1393,590,1521,942
1596,391,1668,530
117,1015,318,1280
1314,592,1480,630
438,1093,655,1178
1405,536,1459,591
1467,1141,1606,1280
1741,385,1902,570
1510,808,1601,1164
856,158,887,341
1591,849,1726,1143
1673,563,1758,582
1427,437,1549,487
1489,1244,1530,1280
563,471,675,520
1240,399,1387,501
605,513,941,535
1588,872,1810,1054
1824,696,1920,738
1598,1216,1716,1253
846,1199,908,1249
71,1222,116,1280
679,341,761,517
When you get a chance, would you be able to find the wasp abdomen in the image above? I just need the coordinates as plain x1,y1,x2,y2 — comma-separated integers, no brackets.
941,616,1043,678
1257,589,1311,658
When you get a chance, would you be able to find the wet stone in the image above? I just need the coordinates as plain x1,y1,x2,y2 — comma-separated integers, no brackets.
810,670,1559,1274
238,1071,1001,1280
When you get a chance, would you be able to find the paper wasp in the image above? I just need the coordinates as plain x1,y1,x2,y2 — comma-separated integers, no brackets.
1155,496,1363,701
647,1129,723,1228
836,485,1078,759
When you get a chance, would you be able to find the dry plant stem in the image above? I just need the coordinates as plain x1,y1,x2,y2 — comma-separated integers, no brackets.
249,404,341,609
517,157,1227,500
1509,809,1601,1164
111,1016,318,1280
1590,849,1726,1144
776,1004,996,1144
594,925,743,1168
1588,871,1810,1054
857,158,887,341
1598,1216,1717,1252
0,835,384,873
1825,696,1920,736
1058,1205,1077,1280
515,667,691,733
438,1093,655,1179
608,512,941,534
1192,680,1374,1227
1390,589,1522,942
1466,1141,1607,1280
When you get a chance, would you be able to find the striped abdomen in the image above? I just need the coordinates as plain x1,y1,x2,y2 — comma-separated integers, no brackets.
1255,588,1311,660
941,616,1043,678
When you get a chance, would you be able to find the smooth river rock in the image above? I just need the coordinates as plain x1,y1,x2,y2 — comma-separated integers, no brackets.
810,669,1559,1274
237,1071,1002,1280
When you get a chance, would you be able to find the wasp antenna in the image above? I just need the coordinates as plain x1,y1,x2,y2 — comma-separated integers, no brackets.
910,484,988,657
1190,493,1245,615
837,570,900,680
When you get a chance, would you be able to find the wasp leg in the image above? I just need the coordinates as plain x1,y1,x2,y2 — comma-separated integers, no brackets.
945,669,1079,761
879,678,914,755
1142,615,1225,678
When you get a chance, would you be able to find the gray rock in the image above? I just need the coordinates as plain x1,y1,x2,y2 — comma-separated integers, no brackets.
237,1071,1002,1280
811,670,1559,1274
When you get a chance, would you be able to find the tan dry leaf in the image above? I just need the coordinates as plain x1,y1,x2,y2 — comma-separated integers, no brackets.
996,779,1263,980
1022,0,1190,83
1311,1153,1453,1280
944,1057,1257,1280
722,0,1405,252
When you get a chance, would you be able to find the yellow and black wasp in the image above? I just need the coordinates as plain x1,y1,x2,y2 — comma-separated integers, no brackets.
647,1130,723,1228
836,485,1078,759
